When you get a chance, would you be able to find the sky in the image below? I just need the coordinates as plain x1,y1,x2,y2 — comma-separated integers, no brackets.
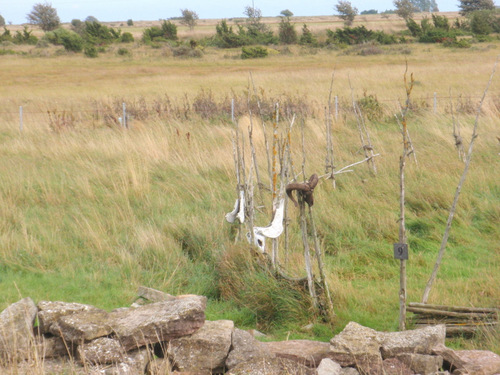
2,0,470,25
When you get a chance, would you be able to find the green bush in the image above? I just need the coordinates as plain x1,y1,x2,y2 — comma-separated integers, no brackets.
358,91,384,120
470,10,498,35
406,18,422,37
216,244,313,330
213,20,248,48
13,26,38,45
278,17,297,45
142,21,178,44
172,45,203,58
327,26,395,45
0,48,16,55
83,21,120,45
443,38,472,48
374,31,397,44
126,19,133,26
212,19,277,48
432,14,450,30
120,32,134,43
84,45,98,58
419,29,456,43
0,27,13,43
117,47,130,56
61,31,83,52
45,28,83,52
299,24,317,46
241,46,268,59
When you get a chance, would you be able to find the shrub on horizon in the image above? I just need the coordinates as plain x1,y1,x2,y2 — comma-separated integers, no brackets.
241,45,268,59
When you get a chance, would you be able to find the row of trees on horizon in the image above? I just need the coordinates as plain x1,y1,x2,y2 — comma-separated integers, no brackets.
0,0,497,29
0,0,498,58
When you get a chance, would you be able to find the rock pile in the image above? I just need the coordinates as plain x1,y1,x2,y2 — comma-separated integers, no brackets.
0,295,499,375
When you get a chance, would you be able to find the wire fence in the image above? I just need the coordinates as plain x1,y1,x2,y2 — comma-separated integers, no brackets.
2,92,498,132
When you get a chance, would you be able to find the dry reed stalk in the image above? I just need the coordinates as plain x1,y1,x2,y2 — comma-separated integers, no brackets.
247,109,264,204
249,73,272,191
449,89,466,162
325,72,337,188
394,112,418,165
422,56,499,304
348,76,377,174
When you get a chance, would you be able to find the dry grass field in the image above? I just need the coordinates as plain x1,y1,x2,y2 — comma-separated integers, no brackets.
0,13,499,359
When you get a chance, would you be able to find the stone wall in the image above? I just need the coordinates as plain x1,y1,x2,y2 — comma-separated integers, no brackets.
1,295,499,375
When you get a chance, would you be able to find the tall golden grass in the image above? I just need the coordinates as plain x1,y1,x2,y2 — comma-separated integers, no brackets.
0,16,499,358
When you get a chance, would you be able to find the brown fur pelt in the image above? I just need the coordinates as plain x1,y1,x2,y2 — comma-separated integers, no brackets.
286,174,319,207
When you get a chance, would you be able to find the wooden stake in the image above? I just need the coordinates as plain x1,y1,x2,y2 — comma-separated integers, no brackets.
299,118,318,307
397,63,414,331
349,76,377,174
308,205,335,318
449,90,466,162
325,72,337,188
248,109,264,203
422,56,499,304
300,197,318,308
394,112,418,165
249,72,272,191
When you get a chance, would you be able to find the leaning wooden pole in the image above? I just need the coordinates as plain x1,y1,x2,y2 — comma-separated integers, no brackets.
271,103,280,266
398,64,414,331
308,205,335,318
422,56,499,304
300,118,318,308
325,72,337,188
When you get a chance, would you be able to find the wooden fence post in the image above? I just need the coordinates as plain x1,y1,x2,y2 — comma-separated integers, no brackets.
19,106,23,132
122,102,127,128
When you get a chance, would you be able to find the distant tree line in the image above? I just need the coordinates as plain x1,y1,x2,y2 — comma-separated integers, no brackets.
0,0,498,58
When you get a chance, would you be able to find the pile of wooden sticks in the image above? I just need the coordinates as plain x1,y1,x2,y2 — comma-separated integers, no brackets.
408,302,499,336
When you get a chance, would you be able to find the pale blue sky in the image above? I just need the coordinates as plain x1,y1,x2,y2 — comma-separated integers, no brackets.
2,0,479,25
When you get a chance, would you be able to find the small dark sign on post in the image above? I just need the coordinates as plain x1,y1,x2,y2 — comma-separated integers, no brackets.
394,243,409,260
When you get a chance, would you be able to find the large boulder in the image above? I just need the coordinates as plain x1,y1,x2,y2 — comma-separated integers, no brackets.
380,324,446,358
0,297,38,363
382,358,413,375
167,319,234,373
226,328,274,370
329,322,383,374
109,295,206,351
37,301,104,334
433,344,500,375
262,339,331,367
227,356,315,375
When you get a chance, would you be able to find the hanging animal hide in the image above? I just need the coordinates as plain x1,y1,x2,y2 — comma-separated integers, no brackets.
225,190,245,223
246,199,286,253
286,174,319,207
